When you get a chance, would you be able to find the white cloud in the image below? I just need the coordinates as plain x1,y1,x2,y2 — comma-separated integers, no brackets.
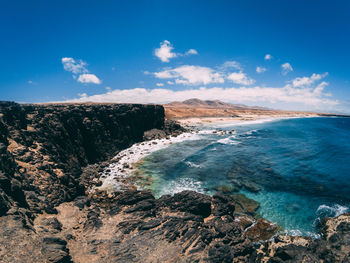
292,73,328,87
62,57,101,84
220,61,242,70
156,83,164,87
154,65,225,85
167,81,174,85
185,49,198,55
227,72,255,85
256,66,267,73
77,74,102,84
154,40,177,62
62,57,88,74
281,62,293,75
154,40,198,62
264,54,273,60
68,84,338,110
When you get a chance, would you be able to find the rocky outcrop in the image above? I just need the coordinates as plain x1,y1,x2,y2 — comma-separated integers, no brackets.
1,188,349,263
0,102,164,216
256,213,350,262
0,189,277,263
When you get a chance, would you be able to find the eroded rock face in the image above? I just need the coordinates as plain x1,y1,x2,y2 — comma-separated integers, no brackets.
0,102,164,215
0,190,268,263
1,188,349,263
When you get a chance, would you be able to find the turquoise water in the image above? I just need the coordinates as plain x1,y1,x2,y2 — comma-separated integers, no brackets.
136,117,350,236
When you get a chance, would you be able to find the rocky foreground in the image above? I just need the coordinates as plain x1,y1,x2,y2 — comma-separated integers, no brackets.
0,102,349,262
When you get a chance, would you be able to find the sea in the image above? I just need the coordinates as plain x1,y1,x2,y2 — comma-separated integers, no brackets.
133,117,350,237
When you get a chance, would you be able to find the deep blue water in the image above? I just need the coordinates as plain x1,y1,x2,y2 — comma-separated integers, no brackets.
136,117,350,236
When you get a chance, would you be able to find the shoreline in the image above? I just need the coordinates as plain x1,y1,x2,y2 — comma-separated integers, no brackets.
95,114,316,195
93,114,350,239
174,113,320,128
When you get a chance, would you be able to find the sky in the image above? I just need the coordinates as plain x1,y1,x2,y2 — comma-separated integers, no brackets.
1,0,350,113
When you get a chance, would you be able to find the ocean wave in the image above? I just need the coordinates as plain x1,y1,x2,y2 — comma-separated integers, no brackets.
217,135,240,145
283,229,321,239
95,131,204,193
244,129,257,135
155,177,204,198
316,204,349,218
185,161,202,168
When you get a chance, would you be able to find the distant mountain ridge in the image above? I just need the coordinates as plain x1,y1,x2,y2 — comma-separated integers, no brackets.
165,98,268,110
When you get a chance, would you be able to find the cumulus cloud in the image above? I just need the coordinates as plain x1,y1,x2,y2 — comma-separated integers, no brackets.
68,84,338,110
154,65,225,85
62,57,88,74
227,72,255,85
62,57,101,84
77,74,102,84
154,40,198,62
281,62,293,75
156,83,164,87
292,73,328,87
154,40,177,62
256,66,267,73
167,81,174,85
264,54,273,60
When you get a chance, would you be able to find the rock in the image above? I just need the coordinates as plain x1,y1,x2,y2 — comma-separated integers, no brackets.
0,189,10,216
214,184,238,194
231,193,260,215
207,242,233,263
159,190,212,217
212,193,235,217
139,219,162,230
42,237,72,263
74,196,90,209
246,218,280,241
84,207,102,230
116,190,154,206
143,129,166,140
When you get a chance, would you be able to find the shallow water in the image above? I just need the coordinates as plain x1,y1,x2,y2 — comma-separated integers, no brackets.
135,117,350,236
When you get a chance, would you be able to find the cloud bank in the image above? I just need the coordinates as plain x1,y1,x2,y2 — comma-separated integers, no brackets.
68,80,338,111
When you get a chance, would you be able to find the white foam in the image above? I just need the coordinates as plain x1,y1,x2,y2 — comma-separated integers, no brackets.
213,116,304,128
316,204,349,218
217,135,240,145
185,161,202,168
245,129,257,135
155,177,205,198
95,130,226,193
283,229,321,239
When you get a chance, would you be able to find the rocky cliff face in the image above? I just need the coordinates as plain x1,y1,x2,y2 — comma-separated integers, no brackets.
0,102,164,216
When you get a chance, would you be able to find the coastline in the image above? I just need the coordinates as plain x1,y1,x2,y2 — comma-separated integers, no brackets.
95,114,316,196
93,114,350,239
174,113,319,128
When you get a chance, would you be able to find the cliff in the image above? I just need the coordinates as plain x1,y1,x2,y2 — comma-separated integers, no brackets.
0,102,164,216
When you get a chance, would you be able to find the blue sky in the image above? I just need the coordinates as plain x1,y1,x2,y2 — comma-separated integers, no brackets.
1,0,350,112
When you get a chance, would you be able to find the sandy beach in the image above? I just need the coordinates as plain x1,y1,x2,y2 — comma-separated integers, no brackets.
174,113,319,128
